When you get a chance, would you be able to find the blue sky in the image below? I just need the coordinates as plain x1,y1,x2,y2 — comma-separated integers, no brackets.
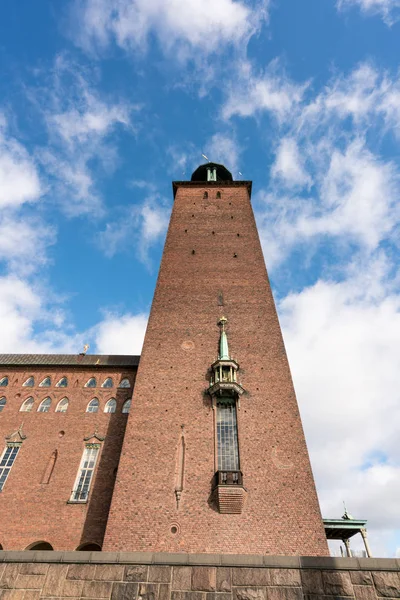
1,0,400,556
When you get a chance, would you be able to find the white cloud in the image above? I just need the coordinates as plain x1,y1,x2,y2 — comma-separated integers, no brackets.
94,312,147,354
337,0,400,25
279,256,400,555
99,194,170,263
72,0,267,57
271,137,312,188
222,60,308,122
204,132,241,176
0,117,41,209
0,213,56,275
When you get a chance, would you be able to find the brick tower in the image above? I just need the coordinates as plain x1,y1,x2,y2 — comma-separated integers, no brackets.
104,163,328,555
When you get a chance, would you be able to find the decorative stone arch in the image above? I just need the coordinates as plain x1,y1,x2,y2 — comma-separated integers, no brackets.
25,541,54,550
76,542,101,551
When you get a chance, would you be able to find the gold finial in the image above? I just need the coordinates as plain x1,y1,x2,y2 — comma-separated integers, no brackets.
218,316,228,330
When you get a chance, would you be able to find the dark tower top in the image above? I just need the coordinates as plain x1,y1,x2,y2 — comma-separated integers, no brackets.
191,162,233,182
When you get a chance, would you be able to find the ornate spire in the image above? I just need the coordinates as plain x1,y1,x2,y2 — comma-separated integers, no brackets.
218,316,230,360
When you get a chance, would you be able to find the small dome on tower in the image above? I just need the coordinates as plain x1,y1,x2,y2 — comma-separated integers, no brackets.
191,162,233,182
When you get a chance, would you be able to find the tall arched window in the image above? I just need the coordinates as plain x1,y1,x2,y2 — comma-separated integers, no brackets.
39,377,51,387
122,399,131,414
20,397,34,412
118,378,130,388
55,398,69,413
216,191,221,199
85,378,96,388
101,377,113,388
0,398,6,413
0,377,8,387
38,398,51,413
25,541,53,551
104,399,116,413
56,377,68,388
86,398,99,413
23,377,34,387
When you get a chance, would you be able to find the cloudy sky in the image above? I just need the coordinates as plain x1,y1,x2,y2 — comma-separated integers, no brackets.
1,0,400,556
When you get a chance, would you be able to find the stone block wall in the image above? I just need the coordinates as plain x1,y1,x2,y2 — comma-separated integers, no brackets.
1,552,400,599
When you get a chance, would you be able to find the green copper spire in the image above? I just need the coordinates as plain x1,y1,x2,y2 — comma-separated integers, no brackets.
218,316,230,360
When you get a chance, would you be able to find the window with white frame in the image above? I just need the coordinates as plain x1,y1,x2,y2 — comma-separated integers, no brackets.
122,399,131,414
70,445,99,502
101,377,113,388
0,398,6,412
56,398,69,413
86,398,99,413
118,378,130,388
38,397,51,412
0,377,8,387
20,397,34,412
39,377,51,387
23,377,34,387
0,444,21,491
56,377,68,388
104,398,116,413
85,377,96,388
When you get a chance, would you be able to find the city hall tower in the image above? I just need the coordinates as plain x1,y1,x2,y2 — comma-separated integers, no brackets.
104,163,328,555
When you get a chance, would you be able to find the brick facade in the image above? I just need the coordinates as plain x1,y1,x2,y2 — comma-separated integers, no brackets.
1,552,399,599
0,360,137,551
104,179,328,555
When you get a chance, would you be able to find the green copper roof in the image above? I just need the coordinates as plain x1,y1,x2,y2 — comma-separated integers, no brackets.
218,317,230,360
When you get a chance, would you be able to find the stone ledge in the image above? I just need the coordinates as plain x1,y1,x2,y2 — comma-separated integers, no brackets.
0,552,399,571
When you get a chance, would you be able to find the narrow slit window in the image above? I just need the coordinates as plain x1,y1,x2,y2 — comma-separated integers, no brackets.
56,377,68,388
104,399,116,413
0,444,21,491
56,398,69,413
0,398,6,413
20,397,34,412
122,399,131,414
85,378,96,388
101,377,113,388
0,377,8,387
23,377,34,387
216,400,240,471
118,378,130,388
70,445,99,502
39,377,51,387
38,397,52,412
86,398,99,413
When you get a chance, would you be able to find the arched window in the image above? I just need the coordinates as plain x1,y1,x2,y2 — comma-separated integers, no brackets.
0,377,8,387
38,398,51,413
122,399,131,414
23,376,34,387
101,377,113,388
85,377,96,388
0,398,6,413
86,398,99,413
203,192,208,199
216,191,221,199
56,377,68,388
55,398,69,413
76,542,101,551
104,399,116,413
118,378,131,388
20,397,34,412
39,377,51,387
25,541,53,551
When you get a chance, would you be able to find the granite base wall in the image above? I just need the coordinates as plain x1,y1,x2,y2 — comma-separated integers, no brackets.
1,552,400,600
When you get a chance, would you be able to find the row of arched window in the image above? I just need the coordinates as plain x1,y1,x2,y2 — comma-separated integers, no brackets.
0,396,131,414
0,376,131,388
0,541,102,551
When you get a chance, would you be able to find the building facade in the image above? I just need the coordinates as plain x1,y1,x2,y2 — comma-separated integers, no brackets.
0,164,328,555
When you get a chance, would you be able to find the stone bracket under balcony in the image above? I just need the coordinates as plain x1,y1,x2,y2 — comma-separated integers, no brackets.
212,471,247,514
208,380,245,396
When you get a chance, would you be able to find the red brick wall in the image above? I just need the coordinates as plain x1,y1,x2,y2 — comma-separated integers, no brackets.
105,182,328,555
0,365,136,550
